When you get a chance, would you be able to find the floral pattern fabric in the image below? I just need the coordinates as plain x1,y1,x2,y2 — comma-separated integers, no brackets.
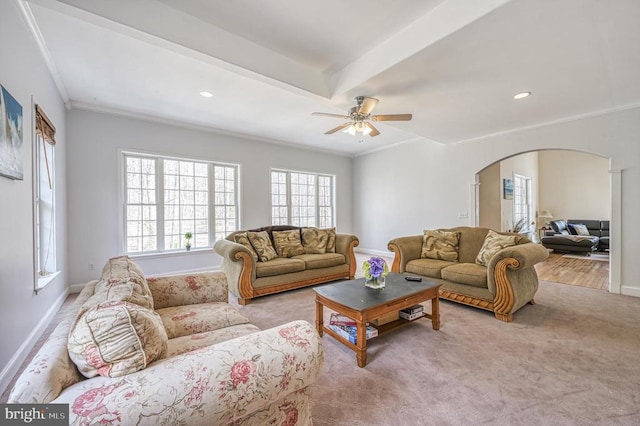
67,301,168,378
147,272,228,309
54,320,323,425
272,229,305,257
11,266,323,426
164,323,261,358
156,302,251,339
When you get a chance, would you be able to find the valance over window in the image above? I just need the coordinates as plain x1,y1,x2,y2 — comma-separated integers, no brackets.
35,104,56,145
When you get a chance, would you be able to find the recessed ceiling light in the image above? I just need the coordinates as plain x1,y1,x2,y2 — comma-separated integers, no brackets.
199,91,214,98
513,91,531,100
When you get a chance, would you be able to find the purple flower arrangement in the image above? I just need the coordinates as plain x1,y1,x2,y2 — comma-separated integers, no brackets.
362,257,389,289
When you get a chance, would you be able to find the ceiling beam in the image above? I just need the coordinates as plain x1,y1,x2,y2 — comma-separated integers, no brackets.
328,0,514,97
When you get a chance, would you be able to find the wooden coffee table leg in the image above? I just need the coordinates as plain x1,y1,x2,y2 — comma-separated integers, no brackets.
316,299,324,336
356,322,367,368
432,295,440,330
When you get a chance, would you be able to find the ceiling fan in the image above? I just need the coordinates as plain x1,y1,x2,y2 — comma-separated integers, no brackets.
312,96,412,137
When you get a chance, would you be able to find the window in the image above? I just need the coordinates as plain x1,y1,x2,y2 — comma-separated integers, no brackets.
33,105,58,290
123,152,238,254
271,169,334,227
513,173,532,232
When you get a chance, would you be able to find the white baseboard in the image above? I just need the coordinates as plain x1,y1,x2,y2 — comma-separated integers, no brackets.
355,247,394,258
621,285,640,298
0,288,69,397
69,283,85,293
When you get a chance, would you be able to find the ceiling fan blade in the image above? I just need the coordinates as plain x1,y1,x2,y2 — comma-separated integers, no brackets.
358,97,379,115
312,112,350,119
365,122,380,137
371,114,413,121
325,123,352,134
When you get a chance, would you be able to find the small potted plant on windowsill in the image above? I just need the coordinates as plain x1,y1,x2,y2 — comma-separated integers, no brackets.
184,232,193,251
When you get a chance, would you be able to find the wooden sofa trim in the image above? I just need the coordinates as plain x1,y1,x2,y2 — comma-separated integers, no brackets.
492,257,519,322
234,238,358,305
439,289,494,312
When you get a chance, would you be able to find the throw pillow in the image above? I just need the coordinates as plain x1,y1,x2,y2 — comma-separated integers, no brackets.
247,230,278,262
272,229,305,257
572,224,590,236
301,227,329,254
233,232,259,262
475,230,517,266
324,227,337,253
68,301,168,378
91,256,154,310
421,230,460,262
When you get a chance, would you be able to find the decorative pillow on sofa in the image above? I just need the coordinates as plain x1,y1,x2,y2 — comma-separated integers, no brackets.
421,230,460,261
247,230,278,262
571,223,590,236
272,229,305,257
68,301,168,378
301,227,329,254
89,256,154,310
233,232,259,262
475,230,517,266
325,227,337,253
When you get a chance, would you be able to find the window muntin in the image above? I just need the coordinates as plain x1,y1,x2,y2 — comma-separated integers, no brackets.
513,173,532,232
270,169,334,227
123,152,238,254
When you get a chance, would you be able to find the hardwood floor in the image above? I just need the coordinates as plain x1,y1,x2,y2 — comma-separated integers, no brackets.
535,251,609,290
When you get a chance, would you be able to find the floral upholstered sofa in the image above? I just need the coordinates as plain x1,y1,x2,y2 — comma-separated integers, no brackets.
9,256,323,425
214,225,359,305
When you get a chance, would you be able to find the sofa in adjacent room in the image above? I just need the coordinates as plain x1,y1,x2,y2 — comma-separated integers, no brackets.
9,256,324,425
541,219,608,253
214,225,359,305
388,227,549,322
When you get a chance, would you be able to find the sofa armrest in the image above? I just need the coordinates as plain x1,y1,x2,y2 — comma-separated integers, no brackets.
487,243,549,319
214,239,256,302
387,236,423,273
335,233,359,279
147,272,229,309
56,320,323,425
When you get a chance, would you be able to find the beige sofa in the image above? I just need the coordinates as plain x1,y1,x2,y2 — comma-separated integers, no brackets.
214,225,359,305
388,227,549,322
9,257,323,425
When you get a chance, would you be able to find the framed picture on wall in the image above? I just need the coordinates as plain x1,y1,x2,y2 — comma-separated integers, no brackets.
0,84,24,180
503,178,513,200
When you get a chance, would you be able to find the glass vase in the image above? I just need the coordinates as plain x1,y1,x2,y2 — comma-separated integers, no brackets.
365,275,386,289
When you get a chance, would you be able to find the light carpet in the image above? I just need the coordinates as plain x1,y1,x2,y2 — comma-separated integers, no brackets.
231,280,640,425
562,253,610,262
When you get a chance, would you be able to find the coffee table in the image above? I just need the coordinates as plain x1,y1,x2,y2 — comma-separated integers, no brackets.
314,272,441,367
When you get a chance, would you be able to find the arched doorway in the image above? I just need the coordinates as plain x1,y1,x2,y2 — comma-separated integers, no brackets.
474,149,618,292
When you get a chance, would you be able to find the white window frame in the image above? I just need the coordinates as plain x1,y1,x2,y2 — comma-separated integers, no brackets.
513,173,533,233
121,150,240,255
32,104,59,292
270,169,335,227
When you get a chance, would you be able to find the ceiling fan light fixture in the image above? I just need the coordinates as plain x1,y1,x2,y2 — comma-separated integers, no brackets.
343,124,356,135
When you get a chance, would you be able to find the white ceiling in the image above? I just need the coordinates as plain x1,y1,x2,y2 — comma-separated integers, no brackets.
23,0,640,156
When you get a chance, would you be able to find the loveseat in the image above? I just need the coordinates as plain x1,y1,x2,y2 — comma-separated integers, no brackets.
388,227,549,322
9,256,324,425
214,226,359,305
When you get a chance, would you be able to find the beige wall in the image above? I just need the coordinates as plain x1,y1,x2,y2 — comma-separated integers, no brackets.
479,152,539,233
538,150,609,221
